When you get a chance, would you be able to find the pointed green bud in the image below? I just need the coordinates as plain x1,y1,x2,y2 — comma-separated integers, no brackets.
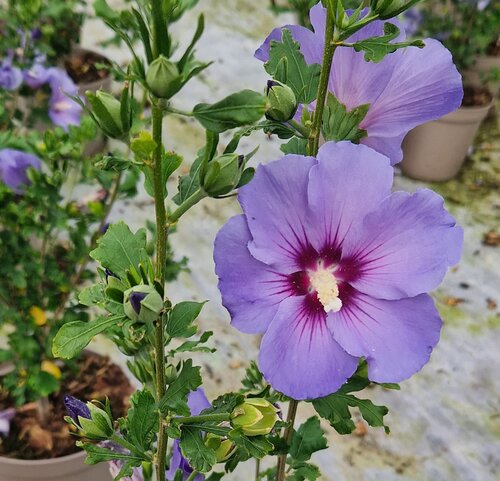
231,398,278,436
202,153,244,197
86,90,130,140
205,434,236,462
370,0,419,19
165,365,177,384
123,284,163,323
146,56,182,99
265,80,298,122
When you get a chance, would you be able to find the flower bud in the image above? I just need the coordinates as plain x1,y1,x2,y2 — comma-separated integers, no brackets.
231,398,279,436
86,90,131,140
64,396,114,440
205,433,236,462
370,0,415,19
265,80,297,122
146,56,182,99
123,285,163,323
202,154,244,197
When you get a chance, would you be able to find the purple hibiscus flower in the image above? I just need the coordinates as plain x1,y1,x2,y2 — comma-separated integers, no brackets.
64,395,91,425
0,408,16,437
214,141,462,400
255,4,463,165
23,56,51,89
0,148,42,194
166,389,210,481
47,68,82,130
0,54,23,91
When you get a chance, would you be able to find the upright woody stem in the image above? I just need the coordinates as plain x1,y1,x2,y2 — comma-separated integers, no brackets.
276,4,338,481
152,102,168,481
308,2,337,157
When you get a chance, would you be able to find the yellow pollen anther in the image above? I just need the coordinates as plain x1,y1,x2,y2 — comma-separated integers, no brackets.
309,268,342,313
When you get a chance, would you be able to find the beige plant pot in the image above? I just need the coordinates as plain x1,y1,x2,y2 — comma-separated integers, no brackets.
0,450,111,481
463,55,500,98
400,99,494,182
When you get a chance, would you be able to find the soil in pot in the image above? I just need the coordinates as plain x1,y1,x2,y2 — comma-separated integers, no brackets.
400,86,493,182
0,352,133,460
65,50,111,87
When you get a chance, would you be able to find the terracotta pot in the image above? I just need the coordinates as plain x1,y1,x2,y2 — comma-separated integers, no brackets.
463,55,500,98
0,450,111,481
400,98,494,182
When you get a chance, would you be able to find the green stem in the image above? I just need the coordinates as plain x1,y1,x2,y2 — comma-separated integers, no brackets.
174,413,231,425
288,120,310,139
152,102,168,481
255,458,261,481
165,105,194,117
276,399,299,481
308,4,337,157
186,471,200,481
110,433,149,459
168,189,206,224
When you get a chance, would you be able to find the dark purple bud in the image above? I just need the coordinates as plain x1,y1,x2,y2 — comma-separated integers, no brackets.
129,291,147,314
64,395,91,425
266,79,280,94
31,28,42,41
100,222,110,234
105,269,118,281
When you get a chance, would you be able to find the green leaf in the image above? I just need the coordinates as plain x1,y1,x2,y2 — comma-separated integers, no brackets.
288,462,321,481
90,222,147,279
312,392,389,435
77,442,144,465
322,93,369,143
131,131,157,162
127,389,158,451
143,151,183,198
205,473,224,481
79,283,124,316
168,331,214,356
229,428,273,459
179,426,217,472
290,417,327,462
193,90,267,133
53,315,125,359
158,359,202,415
265,29,321,104
27,371,60,397
351,23,425,63
280,137,308,155
166,301,205,338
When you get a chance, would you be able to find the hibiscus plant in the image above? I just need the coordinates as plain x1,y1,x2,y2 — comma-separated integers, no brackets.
49,1,463,481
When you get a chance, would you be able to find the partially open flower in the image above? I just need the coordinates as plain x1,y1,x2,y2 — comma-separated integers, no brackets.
64,396,113,440
123,285,164,323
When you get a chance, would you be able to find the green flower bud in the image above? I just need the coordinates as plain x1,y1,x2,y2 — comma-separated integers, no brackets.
231,398,278,436
202,154,244,197
205,433,236,462
265,80,298,122
86,90,130,140
123,285,163,323
165,365,177,384
146,56,182,99
370,0,416,19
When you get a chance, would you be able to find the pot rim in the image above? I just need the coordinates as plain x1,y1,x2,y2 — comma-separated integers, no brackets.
0,449,86,466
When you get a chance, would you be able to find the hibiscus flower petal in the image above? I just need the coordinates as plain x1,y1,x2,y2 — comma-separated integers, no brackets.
214,215,288,334
360,132,406,166
239,155,317,273
361,39,463,146
342,189,463,300
308,141,393,254
329,291,442,383
259,296,358,400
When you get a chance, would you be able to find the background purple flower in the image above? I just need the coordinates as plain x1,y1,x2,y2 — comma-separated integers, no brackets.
23,56,51,89
402,7,423,37
214,142,463,400
256,4,463,165
0,408,16,437
0,148,41,194
0,55,23,91
47,68,82,130
166,389,209,481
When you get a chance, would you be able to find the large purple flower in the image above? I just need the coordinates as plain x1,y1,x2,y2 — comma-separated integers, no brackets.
166,389,210,481
0,148,41,194
47,68,82,130
255,4,463,165
214,142,462,400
